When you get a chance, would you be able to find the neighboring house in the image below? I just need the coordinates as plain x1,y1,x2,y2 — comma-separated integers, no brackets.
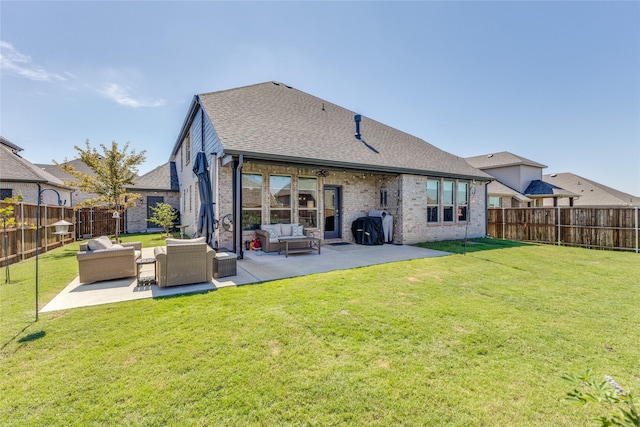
543,172,640,207
37,158,99,206
0,136,72,205
466,151,577,207
40,159,180,233
170,81,492,255
126,162,180,232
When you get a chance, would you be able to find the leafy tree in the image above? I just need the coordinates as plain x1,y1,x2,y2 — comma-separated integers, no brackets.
56,140,146,242
147,203,178,237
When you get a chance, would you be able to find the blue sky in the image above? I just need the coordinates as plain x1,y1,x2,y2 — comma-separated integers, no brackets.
1,1,639,196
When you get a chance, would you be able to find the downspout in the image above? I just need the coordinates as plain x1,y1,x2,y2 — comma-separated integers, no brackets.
232,154,244,259
485,180,490,237
210,151,218,248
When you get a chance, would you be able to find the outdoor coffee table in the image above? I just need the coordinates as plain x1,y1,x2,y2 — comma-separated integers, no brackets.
277,237,321,258
136,257,157,286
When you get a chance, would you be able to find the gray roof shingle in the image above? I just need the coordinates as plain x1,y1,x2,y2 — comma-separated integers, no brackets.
543,172,640,206
131,162,179,191
198,82,491,180
524,180,577,197
466,151,547,169
1,143,67,186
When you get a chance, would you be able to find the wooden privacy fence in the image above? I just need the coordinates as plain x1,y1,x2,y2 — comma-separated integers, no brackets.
488,207,639,253
75,207,125,239
1,201,76,267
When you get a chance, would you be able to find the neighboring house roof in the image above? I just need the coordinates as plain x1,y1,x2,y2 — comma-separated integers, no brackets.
0,143,68,187
37,159,95,185
130,162,179,191
487,180,531,202
0,135,23,153
543,172,640,206
466,151,547,170
193,81,492,180
524,180,578,198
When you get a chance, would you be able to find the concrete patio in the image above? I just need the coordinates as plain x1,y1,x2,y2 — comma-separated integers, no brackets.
41,243,449,313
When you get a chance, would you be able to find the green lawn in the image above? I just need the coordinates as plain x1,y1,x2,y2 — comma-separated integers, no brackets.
1,236,638,426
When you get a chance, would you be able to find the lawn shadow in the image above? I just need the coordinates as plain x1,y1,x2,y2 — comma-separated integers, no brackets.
18,330,46,343
47,248,79,260
416,238,535,255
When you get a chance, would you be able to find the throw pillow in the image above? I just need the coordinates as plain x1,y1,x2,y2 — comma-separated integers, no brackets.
261,225,280,238
291,225,304,237
280,224,293,236
87,236,112,250
111,244,124,250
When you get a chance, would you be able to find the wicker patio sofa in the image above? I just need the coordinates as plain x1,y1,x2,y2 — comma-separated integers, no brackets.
153,238,215,287
77,236,142,284
254,223,310,253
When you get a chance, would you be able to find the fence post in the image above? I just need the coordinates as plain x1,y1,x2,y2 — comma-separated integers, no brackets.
44,205,48,251
20,202,25,261
636,206,638,253
557,206,561,246
502,207,505,239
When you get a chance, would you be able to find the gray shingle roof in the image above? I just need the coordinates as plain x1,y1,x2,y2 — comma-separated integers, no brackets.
37,159,94,184
0,135,23,153
524,180,577,197
543,172,640,206
0,143,67,186
487,180,531,202
130,162,179,191
466,151,547,169
198,82,492,180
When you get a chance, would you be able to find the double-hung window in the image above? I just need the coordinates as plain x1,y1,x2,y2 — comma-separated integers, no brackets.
242,173,263,230
457,182,469,221
427,180,439,223
269,175,292,223
443,181,454,222
297,177,317,228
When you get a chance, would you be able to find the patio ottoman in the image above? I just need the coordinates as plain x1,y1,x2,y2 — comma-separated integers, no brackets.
214,252,237,278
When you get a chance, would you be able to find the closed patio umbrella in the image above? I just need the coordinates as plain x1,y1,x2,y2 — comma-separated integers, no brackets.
193,152,215,247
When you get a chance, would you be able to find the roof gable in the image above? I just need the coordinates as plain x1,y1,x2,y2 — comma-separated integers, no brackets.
0,143,66,186
197,82,491,180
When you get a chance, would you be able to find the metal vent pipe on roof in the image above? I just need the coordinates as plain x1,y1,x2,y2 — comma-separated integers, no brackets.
354,114,362,140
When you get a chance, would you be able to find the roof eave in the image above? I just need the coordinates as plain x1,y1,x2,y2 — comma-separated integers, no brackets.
225,150,492,181
170,95,201,159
